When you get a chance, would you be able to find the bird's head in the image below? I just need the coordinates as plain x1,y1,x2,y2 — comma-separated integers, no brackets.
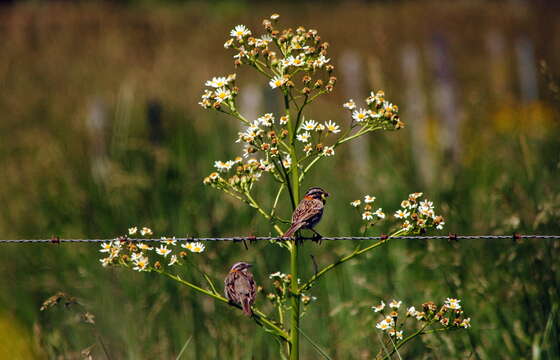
230,261,252,273
304,187,330,202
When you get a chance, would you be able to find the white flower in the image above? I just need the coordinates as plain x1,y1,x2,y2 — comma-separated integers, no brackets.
303,144,313,155
190,242,205,253
258,113,275,126
406,306,417,317
205,76,229,88
324,120,340,133
350,200,361,207
99,257,111,267
362,211,374,221
301,120,318,131
436,221,445,230
312,54,330,69
168,255,178,266
128,227,138,235
445,298,461,310
137,243,153,251
224,38,234,49
376,318,393,331
132,256,149,271
402,220,413,231
230,25,251,39
181,242,192,251
374,208,386,219
282,154,292,168
214,87,231,103
371,300,385,312
269,271,286,279
394,209,410,219
285,55,305,67
155,245,172,258
161,237,177,246
296,131,311,143
389,329,403,340
409,192,423,200
214,160,234,172
401,200,411,208
279,115,288,125
315,124,325,131
140,227,153,236
322,146,335,157
460,317,471,328
389,299,402,309
270,13,280,20
352,109,368,122
99,242,112,253
269,75,286,89
364,195,376,203
343,99,356,110
130,252,143,262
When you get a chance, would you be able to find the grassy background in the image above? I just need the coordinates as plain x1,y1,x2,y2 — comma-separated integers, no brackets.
0,1,559,359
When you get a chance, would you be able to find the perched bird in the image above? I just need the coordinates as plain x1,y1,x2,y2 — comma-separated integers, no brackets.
224,261,256,316
283,187,329,238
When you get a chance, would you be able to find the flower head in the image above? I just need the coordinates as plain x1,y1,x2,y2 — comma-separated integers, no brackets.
132,256,149,271
389,299,402,309
168,255,179,266
301,120,318,131
372,300,385,312
324,120,340,134
364,195,376,203
374,208,386,219
230,25,251,39
406,306,418,317
128,227,138,235
394,209,410,219
362,211,374,221
350,200,361,207
343,99,356,110
445,298,461,310
155,245,172,258
322,146,335,157
205,76,229,88
352,109,368,122
214,87,231,103
269,75,286,89
190,242,205,253
296,131,311,143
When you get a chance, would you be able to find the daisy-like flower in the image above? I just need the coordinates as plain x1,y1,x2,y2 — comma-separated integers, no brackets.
301,120,318,131
99,242,112,253
372,300,385,312
269,75,286,89
352,108,368,122
440,318,450,326
409,192,423,200
99,257,112,267
324,120,340,134
190,242,205,253
181,242,193,251
376,318,393,331
394,209,410,219
270,13,280,20
205,76,229,88
312,54,330,69
128,227,138,235
402,220,413,231
445,298,461,310
460,317,471,328
269,271,286,279
137,243,153,251
296,131,311,143
161,237,177,246
406,306,417,317
315,124,325,131
362,211,374,221
350,200,361,207
389,299,402,309
401,200,411,208
343,99,356,110
436,220,445,230
322,146,335,156
374,208,386,219
279,115,288,125
282,154,292,168
168,255,179,266
258,113,275,126
415,311,426,321
224,38,234,49
132,256,149,271
155,245,172,258
303,144,313,155
214,160,234,172
389,329,404,340
230,25,251,39
364,195,376,203
214,87,231,103
286,55,306,67
130,252,143,262
140,227,153,236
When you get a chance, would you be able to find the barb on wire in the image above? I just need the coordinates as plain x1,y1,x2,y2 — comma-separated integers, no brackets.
0,235,559,243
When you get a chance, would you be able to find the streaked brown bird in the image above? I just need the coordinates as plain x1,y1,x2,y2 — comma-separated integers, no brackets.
283,187,329,238
224,261,256,316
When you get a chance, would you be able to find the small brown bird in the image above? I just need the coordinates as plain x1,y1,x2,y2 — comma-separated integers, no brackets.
224,262,256,316
283,187,329,238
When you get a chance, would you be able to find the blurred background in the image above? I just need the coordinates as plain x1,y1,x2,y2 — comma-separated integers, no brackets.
0,0,559,359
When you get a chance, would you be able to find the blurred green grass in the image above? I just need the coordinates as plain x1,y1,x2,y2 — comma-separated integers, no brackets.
0,1,559,359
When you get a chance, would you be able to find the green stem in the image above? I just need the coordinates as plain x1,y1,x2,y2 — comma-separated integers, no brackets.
299,229,407,292
381,320,436,360
245,191,284,236
161,271,289,341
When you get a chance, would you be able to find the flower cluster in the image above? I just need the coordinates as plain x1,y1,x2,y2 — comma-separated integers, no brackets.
99,227,206,272
393,193,445,233
372,297,471,343
198,74,238,110
343,90,404,131
350,194,386,223
203,156,271,197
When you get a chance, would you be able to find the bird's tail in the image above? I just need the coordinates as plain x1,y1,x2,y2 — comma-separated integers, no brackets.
282,223,301,238
241,298,253,316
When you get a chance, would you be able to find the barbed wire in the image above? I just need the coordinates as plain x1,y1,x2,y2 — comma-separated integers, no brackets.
0,234,559,244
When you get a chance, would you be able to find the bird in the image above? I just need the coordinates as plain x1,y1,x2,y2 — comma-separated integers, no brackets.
283,186,329,238
224,261,256,316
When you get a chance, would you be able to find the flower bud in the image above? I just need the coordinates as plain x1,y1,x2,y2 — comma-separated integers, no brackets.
314,79,323,88
302,87,311,95
154,261,161,270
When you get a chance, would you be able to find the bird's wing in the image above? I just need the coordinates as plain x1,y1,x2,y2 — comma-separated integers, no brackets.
291,198,324,225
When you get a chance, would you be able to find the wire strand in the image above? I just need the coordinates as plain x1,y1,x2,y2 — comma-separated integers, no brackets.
0,234,559,243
